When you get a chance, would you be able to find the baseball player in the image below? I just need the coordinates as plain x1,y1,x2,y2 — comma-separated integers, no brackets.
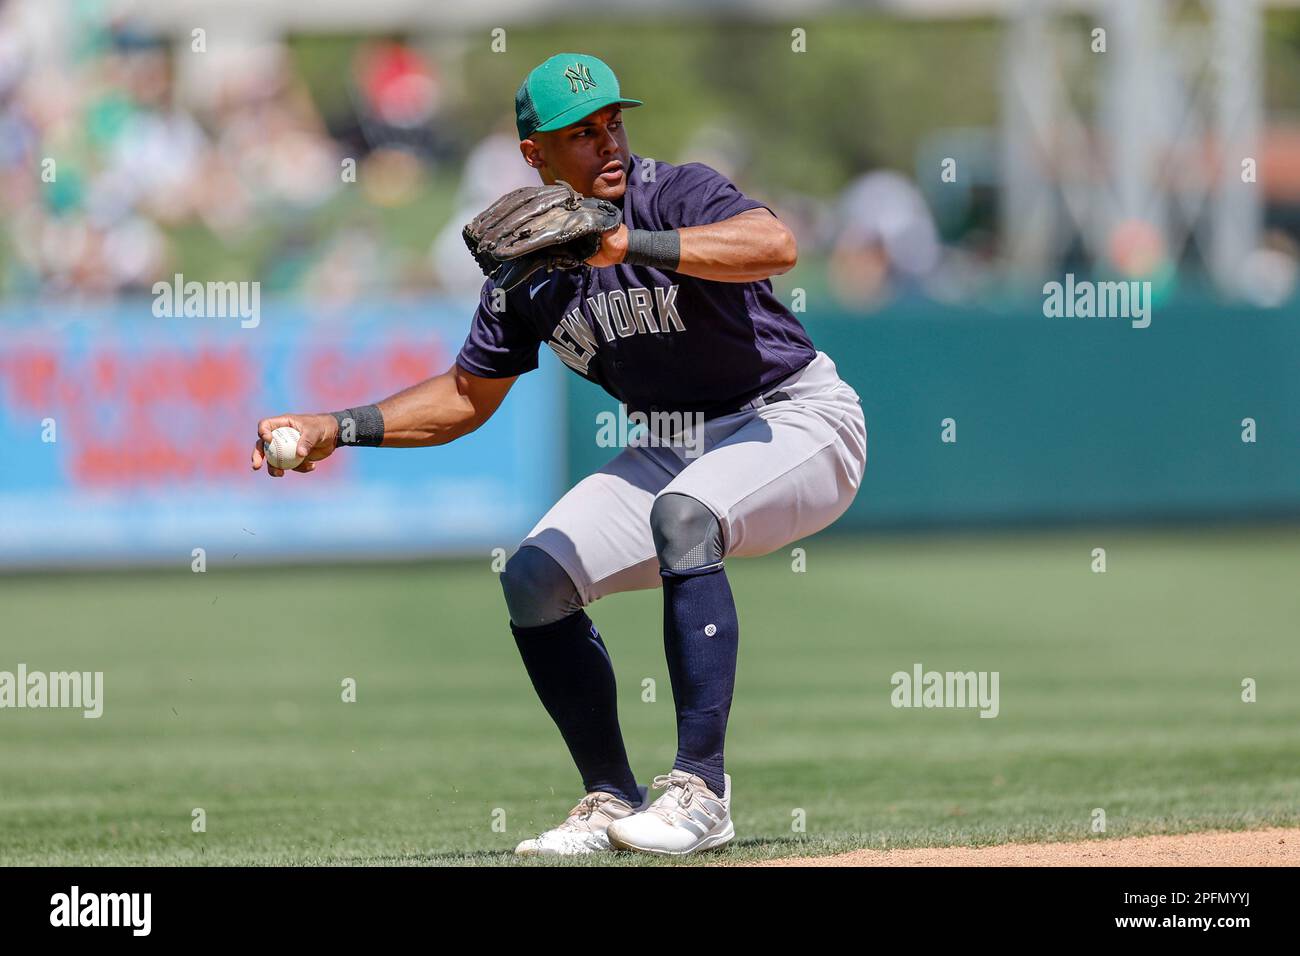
251,53,866,857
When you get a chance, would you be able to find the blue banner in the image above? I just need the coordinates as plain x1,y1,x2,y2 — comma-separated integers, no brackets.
0,299,564,567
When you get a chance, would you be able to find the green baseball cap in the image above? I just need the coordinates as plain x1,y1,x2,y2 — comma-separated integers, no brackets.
515,53,642,140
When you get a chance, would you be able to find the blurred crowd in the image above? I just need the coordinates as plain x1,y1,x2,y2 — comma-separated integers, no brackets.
2,2,1296,312
0,4,987,311
0,7,429,302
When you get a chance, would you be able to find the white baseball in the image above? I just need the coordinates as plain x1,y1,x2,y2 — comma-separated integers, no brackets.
264,426,305,470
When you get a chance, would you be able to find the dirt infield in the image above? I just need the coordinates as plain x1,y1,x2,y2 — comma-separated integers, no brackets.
752,828,1300,867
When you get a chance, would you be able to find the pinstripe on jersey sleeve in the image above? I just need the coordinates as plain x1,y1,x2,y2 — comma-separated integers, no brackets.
455,280,542,379
650,162,769,229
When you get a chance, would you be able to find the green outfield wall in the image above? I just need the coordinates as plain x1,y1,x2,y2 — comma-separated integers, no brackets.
565,293,1300,528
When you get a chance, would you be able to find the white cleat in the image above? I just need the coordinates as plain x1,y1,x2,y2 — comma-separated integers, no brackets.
515,786,649,856
606,770,734,856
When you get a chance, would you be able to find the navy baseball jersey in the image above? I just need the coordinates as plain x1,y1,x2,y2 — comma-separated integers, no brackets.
455,154,817,417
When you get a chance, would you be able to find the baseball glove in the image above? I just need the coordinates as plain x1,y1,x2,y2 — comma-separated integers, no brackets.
463,181,622,292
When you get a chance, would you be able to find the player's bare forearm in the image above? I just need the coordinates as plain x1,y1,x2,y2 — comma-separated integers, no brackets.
676,209,798,281
252,363,515,477
595,208,797,281
376,363,516,447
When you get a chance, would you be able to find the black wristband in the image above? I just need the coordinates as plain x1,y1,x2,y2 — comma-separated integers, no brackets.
331,405,385,447
622,229,681,271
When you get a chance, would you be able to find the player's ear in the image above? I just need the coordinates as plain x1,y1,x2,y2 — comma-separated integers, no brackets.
520,137,545,170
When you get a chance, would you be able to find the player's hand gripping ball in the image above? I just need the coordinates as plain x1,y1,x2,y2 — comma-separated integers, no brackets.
264,426,305,470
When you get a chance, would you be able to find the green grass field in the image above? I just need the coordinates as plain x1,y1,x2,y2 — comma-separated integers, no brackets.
2,528,1298,866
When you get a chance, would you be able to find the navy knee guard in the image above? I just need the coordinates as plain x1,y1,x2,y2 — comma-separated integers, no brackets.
650,493,724,573
500,545,584,628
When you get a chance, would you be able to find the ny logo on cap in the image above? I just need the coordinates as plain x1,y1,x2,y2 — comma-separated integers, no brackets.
564,63,597,94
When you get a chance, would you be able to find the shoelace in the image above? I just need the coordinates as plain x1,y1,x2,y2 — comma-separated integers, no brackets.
650,773,696,808
561,792,615,829
647,773,722,825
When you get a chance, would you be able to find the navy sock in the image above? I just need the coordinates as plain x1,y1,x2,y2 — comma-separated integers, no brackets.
510,610,640,805
660,565,738,799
